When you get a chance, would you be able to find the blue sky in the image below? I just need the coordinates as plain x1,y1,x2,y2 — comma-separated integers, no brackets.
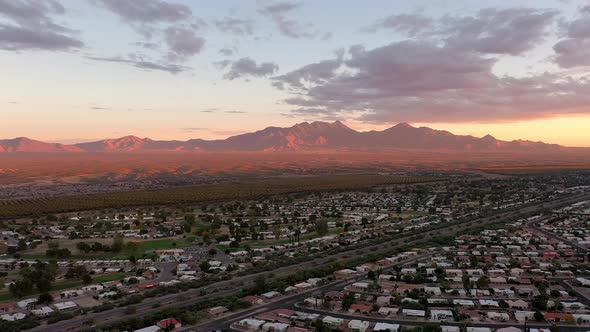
2,0,590,146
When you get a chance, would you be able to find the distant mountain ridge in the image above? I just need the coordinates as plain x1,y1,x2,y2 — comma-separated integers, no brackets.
0,121,575,153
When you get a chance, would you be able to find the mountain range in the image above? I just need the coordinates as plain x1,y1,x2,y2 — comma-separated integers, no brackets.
0,121,577,153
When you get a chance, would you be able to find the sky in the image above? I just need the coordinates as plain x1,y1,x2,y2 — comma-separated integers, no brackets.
1,0,590,146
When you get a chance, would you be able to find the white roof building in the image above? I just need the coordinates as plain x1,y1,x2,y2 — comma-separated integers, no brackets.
347,319,370,332
373,322,400,332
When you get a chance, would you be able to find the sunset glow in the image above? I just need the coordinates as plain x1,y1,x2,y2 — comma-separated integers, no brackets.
1,0,589,146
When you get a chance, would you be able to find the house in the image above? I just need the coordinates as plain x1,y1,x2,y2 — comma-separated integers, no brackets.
207,306,228,317
424,286,442,295
351,282,369,291
238,318,265,330
376,296,393,306
373,323,400,332
441,326,460,332
294,282,313,291
430,309,453,322
496,328,522,332
334,269,357,279
287,327,311,332
134,326,161,332
402,309,426,317
349,303,372,314
514,311,535,322
16,298,37,309
303,297,323,306
31,306,54,317
261,322,290,332
0,303,14,313
487,312,510,322
322,316,344,327
244,295,265,305
572,314,590,323
466,328,492,332
544,312,572,323
506,299,529,310
347,319,370,332
378,307,398,316
53,301,78,311
157,318,182,330
0,313,26,321
453,299,475,307
261,291,281,299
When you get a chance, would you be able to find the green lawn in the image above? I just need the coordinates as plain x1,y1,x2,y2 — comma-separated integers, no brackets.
0,273,126,302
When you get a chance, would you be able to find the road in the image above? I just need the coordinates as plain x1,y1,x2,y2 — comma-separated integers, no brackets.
28,191,590,331
191,253,433,332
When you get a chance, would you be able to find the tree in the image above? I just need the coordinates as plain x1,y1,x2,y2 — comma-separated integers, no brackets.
532,294,549,310
112,234,125,252
314,219,329,236
342,292,355,311
476,276,489,289
254,275,267,293
272,225,282,239
76,242,91,253
534,311,544,321
199,261,210,273
125,241,140,255
37,293,53,304
82,274,92,285
17,239,27,251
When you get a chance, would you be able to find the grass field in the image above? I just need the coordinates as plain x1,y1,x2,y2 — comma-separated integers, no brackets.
0,273,126,302
20,237,194,260
0,174,436,218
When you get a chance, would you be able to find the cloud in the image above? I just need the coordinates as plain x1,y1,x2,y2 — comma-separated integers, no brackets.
94,0,192,23
275,40,590,123
258,1,318,39
215,17,254,36
221,57,278,80
365,14,434,36
201,108,218,113
85,55,185,74
369,8,558,55
181,127,208,132
218,47,236,56
272,55,343,89
91,0,205,72
0,0,83,51
91,106,110,110
224,110,247,114
164,27,205,61
553,6,590,68
441,8,558,55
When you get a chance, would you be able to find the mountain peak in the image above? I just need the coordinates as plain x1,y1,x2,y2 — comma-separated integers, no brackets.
0,122,570,153
393,122,414,129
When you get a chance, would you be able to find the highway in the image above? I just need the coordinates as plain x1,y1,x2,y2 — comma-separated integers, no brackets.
28,191,590,331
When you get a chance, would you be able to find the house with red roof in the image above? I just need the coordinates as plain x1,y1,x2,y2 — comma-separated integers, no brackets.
349,303,372,314
157,317,182,330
